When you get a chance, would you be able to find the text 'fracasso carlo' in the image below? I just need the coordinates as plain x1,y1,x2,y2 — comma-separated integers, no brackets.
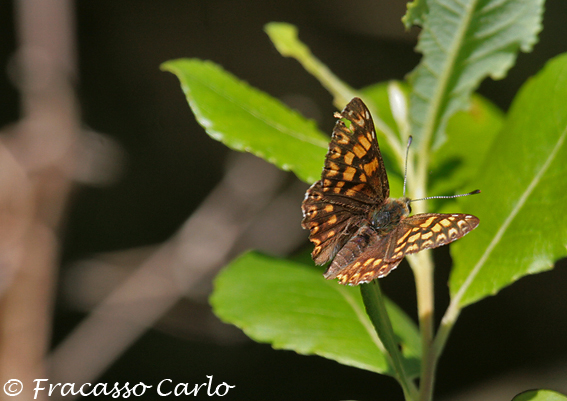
3,376,235,398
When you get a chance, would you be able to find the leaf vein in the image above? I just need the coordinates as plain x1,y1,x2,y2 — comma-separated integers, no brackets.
453,122,567,305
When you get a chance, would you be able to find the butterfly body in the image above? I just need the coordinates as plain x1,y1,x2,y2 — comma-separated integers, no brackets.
301,97,479,285
370,197,410,234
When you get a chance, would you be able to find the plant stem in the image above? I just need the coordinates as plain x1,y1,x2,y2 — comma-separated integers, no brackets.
408,251,436,401
360,282,418,401
432,286,465,361
265,23,356,107
407,121,439,400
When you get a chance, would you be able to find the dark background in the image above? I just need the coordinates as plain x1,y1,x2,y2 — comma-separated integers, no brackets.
1,1,567,400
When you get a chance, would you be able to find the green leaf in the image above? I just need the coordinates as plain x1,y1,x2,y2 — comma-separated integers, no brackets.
513,389,567,401
359,82,405,196
210,252,421,377
403,0,428,29
430,94,504,207
161,58,328,183
360,282,419,399
449,53,567,307
407,0,543,150
362,82,504,205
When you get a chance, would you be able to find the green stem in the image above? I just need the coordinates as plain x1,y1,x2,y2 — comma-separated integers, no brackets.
407,252,436,401
265,23,356,106
432,279,467,361
407,124,438,400
433,307,460,361
361,282,418,401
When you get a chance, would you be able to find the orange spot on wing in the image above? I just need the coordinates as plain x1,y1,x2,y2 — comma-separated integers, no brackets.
440,219,452,227
353,144,367,158
421,216,437,227
359,135,371,150
363,258,375,266
364,159,378,176
343,166,356,181
408,233,421,243
431,223,442,233
344,151,355,165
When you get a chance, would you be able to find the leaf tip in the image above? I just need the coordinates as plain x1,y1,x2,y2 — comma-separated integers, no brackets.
264,22,304,58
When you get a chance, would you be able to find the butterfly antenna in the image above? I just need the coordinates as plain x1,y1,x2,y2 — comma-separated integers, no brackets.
402,136,412,198
411,189,481,203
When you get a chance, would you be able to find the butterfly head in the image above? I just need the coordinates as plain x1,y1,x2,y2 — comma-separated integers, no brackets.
370,197,411,232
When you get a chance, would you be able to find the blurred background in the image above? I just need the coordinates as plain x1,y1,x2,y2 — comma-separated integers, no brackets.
0,1,566,400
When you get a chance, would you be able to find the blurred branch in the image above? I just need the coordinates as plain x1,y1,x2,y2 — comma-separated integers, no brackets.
48,154,288,398
0,1,78,400
59,176,308,345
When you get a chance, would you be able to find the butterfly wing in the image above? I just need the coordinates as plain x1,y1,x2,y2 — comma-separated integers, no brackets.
302,98,389,264
321,97,389,205
302,181,364,264
323,213,479,285
384,213,480,261
324,224,403,285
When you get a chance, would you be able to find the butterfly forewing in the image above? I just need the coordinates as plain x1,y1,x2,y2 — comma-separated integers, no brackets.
324,213,479,285
320,97,389,205
302,98,389,265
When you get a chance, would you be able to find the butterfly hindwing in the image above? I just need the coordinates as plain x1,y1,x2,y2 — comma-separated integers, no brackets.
385,213,480,261
324,224,403,285
302,181,364,264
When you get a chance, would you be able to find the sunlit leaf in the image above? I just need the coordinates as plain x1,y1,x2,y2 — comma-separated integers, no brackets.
362,82,504,204
450,53,567,307
264,22,357,108
513,389,567,401
210,252,421,377
431,95,504,208
403,0,428,28
407,0,543,149
161,58,328,183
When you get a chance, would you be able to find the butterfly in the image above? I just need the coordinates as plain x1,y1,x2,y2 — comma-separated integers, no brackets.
301,97,479,285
